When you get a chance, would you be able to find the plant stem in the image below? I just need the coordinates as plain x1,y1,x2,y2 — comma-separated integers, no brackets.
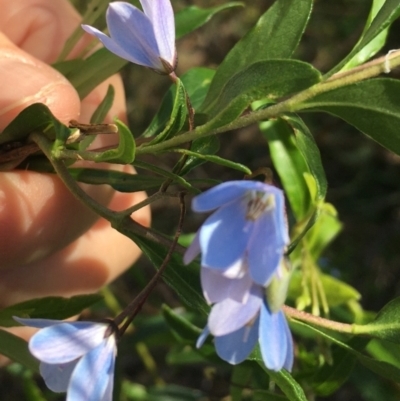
283,305,356,334
136,50,400,155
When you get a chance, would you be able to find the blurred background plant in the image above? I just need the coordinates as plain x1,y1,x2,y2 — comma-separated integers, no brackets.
2,0,400,400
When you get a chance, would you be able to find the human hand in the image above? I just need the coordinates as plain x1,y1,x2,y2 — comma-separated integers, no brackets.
0,0,150,318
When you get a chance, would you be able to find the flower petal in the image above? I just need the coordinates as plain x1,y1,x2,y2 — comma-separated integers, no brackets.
259,303,288,371
247,212,286,286
106,2,163,69
183,231,200,265
208,285,262,336
82,25,143,65
199,200,251,270
215,316,259,364
192,181,258,212
29,322,108,364
67,336,116,401
140,0,175,65
14,317,64,329
196,326,210,349
283,317,294,371
40,360,77,392
201,267,252,304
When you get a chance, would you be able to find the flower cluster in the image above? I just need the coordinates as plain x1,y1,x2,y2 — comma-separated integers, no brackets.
184,180,294,371
15,318,117,401
82,0,177,74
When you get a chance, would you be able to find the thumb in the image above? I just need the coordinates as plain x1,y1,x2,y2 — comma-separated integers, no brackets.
0,32,80,131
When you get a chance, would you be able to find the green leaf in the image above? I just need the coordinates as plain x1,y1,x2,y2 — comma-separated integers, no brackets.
203,60,321,130
0,103,71,145
90,119,136,163
173,149,251,175
175,3,244,39
341,0,390,71
0,294,102,327
282,115,328,202
328,0,400,75
161,305,201,343
143,68,215,138
261,366,308,401
130,235,208,314
180,136,220,176
304,202,342,259
311,344,357,396
0,330,38,371
90,84,115,124
260,118,312,220
69,168,164,191
78,84,116,152
359,297,400,344
292,320,400,383
147,79,188,144
133,160,199,193
288,270,360,308
54,48,127,99
230,363,254,401
202,0,313,105
300,79,400,156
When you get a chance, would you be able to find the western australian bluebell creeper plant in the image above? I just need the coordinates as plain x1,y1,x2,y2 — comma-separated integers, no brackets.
2,0,400,400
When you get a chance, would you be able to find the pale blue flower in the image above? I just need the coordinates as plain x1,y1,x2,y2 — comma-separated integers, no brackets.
184,181,289,286
82,0,176,73
196,280,293,371
15,318,117,401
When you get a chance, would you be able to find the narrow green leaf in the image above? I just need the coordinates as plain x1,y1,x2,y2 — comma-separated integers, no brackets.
260,118,312,220
202,0,313,105
282,115,328,202
292,320,400,383
90,119,135,163
0,103,71,145
203,60,321,129
0,294,102,327
89,84,115,124
143,68,215,138
69,168,164,192
0,330,38,371
161,305,202,343
130,235,208,314
54,48,127,99
78,84,116,151
133,160,199,193
180,136,220,176
173,149,251,175
175,3,244,39
311,345,357,396
328,0,400,75
147,79,188,145
262,366,308,401
300,79,400,156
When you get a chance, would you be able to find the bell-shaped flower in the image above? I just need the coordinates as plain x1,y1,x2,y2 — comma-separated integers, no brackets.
15,318,117,401
184,180,289,287
82,1,176,73
197,281,293,371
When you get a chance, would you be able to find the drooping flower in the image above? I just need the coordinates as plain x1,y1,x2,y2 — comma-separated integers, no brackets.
197,266,294,371
82,1,176,74
15,318,117,401
184,180,289,287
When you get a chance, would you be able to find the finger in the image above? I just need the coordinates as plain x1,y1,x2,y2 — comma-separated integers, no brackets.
0,32,80,130
0,173,151,307
0,0,89,63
